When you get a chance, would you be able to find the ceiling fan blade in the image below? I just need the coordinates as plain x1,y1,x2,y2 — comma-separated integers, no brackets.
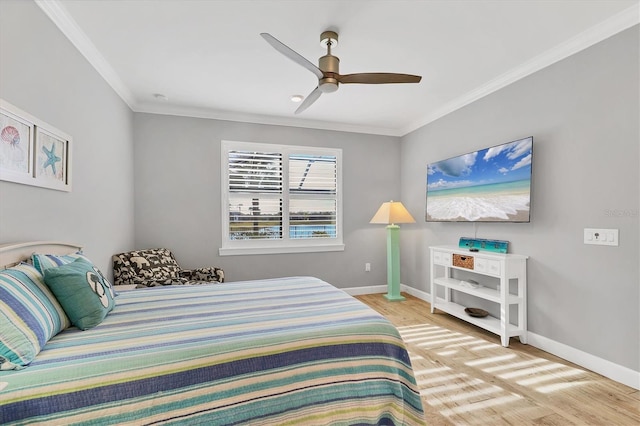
260,33,324,80
295,87,322,114
338,73,422,84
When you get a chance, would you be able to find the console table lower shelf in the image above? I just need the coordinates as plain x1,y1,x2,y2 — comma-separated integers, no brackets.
431,299,525,347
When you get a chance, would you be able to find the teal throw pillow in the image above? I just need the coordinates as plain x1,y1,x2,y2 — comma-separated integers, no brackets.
43,258,116,330
32,251,116,298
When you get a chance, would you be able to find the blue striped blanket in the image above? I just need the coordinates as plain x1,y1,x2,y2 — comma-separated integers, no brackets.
1,276,424,425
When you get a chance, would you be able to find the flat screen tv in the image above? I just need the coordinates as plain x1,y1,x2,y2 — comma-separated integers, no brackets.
426,136,533,222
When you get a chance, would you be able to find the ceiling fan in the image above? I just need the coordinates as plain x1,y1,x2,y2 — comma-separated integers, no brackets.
260,30,422,114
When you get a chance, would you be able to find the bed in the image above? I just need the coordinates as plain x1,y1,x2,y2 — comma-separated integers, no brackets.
0,242,425,425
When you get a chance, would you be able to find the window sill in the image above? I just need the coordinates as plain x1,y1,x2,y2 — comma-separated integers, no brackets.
219,243,345,256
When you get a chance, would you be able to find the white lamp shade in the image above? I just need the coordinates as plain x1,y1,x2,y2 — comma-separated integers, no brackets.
370,201,416,225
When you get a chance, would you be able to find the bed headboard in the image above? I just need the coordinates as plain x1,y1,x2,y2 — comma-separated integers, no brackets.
0,241,82,269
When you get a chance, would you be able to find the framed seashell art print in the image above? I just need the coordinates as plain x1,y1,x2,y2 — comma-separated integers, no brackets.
0,102,34,182
0,99,71,192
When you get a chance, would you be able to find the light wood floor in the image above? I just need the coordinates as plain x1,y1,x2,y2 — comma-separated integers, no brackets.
356,292,640,426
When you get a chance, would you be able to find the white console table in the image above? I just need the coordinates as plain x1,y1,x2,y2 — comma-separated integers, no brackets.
429,245,528,347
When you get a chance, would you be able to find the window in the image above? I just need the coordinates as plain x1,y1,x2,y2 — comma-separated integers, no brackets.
220,141,343,255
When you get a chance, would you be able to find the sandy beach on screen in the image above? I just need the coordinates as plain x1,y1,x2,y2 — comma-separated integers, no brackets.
426,192,530,222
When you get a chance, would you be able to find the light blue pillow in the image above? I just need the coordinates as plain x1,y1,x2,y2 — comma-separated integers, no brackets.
0,263,70,370
33,252,116,298
32,251,86,273
43,257,115,330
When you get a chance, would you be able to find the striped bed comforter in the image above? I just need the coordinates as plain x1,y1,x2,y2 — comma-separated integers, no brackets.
1,276,424,425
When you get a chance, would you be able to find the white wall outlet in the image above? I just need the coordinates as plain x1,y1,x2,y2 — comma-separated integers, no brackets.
365,262,371,272
584,228,619,246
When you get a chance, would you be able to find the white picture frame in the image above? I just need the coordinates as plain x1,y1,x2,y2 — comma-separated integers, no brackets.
0,102,35,186
0,99,72,192
34,126,72,191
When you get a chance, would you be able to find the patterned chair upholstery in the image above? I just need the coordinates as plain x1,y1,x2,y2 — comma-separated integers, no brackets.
112,248,224,288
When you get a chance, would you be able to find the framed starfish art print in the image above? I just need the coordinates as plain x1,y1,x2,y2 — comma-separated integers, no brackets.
35,126,71,191
0,99,72,192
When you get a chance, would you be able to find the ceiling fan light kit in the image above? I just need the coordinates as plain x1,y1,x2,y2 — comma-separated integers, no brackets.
261,30,421,114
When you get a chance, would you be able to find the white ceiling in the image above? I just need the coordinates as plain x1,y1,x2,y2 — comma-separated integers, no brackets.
38,0,639,136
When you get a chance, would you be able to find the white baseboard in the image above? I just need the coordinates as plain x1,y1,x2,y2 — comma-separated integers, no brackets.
401,284,431,302
526,332,640,390
343,283,639,390
342,285,387,296
342,283,431,299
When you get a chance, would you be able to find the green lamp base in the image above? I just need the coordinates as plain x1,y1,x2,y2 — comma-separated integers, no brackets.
384,224,405,302
384,293,406,302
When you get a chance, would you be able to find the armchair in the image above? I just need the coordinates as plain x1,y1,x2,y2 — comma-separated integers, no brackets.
112,248,224,288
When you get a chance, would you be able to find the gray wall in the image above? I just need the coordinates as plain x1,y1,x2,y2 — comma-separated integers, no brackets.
133,113,400,288
0,0,135,274
400,26,639,372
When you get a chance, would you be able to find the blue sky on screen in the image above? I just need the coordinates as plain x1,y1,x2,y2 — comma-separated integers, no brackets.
427,137,532,191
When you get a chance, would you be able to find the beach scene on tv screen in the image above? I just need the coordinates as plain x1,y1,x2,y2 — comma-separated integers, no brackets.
426,137,532,222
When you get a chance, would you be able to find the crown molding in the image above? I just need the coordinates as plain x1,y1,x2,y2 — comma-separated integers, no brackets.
36,0,638,137
134,102,402,137
401,3,640,136
35,0,136,109
35,0,400,136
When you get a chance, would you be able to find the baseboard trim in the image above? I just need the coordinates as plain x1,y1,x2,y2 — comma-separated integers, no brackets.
342,285,387,296
343,284,432,300
526,332,639,390
344,283,639,390
401,284,431,302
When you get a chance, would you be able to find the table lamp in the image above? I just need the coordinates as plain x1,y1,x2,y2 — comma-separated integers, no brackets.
370,200,415,301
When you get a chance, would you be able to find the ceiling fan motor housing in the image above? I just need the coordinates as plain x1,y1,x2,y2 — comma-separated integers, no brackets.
319,54,339,92
318,31,340,93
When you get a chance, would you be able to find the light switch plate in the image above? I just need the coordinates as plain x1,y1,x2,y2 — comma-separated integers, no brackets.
584,228,619,246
